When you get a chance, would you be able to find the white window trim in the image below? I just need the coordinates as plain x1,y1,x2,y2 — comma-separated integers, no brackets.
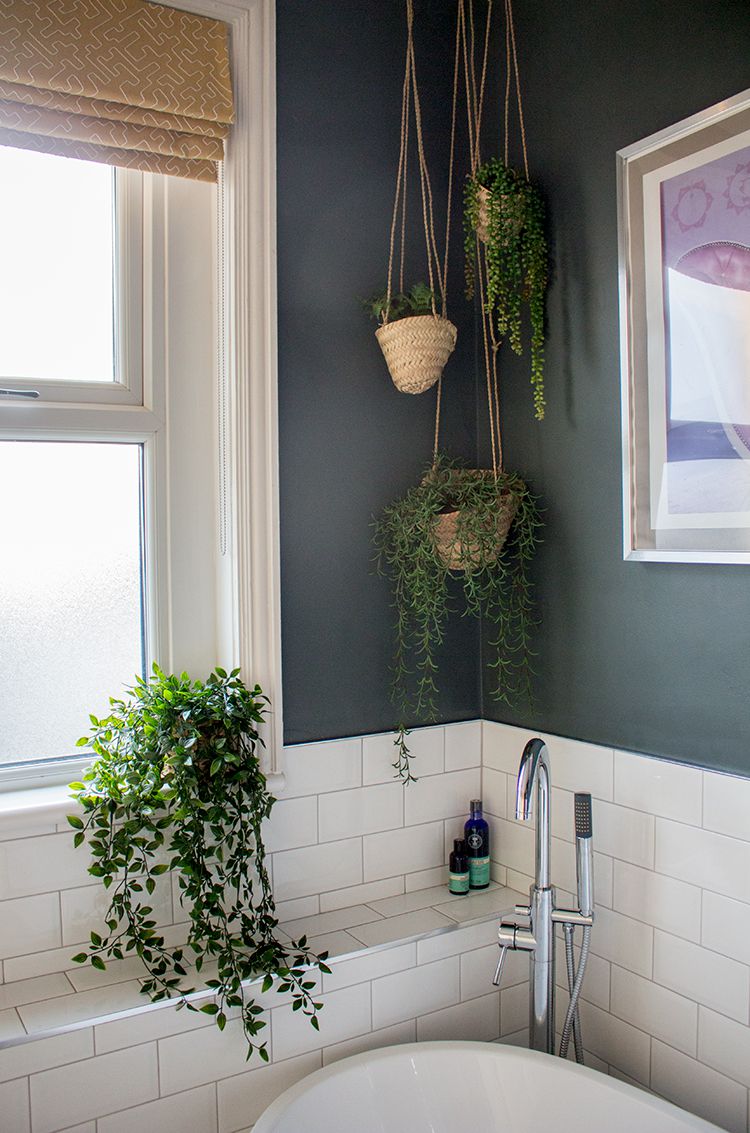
210,0,285,790
0,0,285,813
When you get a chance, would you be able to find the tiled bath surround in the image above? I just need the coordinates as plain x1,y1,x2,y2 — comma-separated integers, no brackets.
483,720,750,1133
0,722,521,1132
3,720,750,1130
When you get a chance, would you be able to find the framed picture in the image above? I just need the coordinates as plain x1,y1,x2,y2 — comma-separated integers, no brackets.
618,88,750,562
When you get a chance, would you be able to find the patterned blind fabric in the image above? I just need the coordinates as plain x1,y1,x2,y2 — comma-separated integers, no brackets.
0,0,234,182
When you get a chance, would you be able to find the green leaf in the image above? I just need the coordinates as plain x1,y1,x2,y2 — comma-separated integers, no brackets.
66,815,84,830
91,956,107,971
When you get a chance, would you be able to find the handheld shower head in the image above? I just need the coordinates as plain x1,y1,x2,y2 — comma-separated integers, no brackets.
574,792,593,839
574,793,594,918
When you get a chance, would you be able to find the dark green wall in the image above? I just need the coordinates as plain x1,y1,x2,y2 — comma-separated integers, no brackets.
276,1,480,744
277,0,750,773
481,0,750,773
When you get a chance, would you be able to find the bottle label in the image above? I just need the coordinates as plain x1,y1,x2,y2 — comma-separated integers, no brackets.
448,871,470,894
469,855,490,888
467,831,484,851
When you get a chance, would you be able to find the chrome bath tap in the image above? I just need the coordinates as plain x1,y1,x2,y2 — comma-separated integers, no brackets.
493,738,594,1059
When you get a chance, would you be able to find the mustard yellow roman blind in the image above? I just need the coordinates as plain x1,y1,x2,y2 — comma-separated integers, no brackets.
0,0,234,182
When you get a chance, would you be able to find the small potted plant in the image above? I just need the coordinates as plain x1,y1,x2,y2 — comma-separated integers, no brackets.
374,455,542,780
465,158,548,420
68,666,329,1060
365,281,457,395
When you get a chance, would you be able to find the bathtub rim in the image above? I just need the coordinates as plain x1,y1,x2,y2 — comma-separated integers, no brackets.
253,1040,722,1133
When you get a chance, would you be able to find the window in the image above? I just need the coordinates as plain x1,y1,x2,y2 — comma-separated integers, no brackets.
0,149,115,385
0,0,284,793
0,441,145,763
0,146,221,779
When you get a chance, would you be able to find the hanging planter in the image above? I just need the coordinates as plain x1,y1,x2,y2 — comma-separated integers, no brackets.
474,184,492,243
366,283,457,394
375,314,457,395
375,454,541,735
472,182,524,246
368,0,457,395
459,0,550,422
465,158,548,420
430,467,518,570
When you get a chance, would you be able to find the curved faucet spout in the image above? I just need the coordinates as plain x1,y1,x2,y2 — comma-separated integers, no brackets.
516,737,550,821
516,737,551,890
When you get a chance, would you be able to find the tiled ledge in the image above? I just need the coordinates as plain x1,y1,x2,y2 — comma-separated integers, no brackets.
0,882,519,1048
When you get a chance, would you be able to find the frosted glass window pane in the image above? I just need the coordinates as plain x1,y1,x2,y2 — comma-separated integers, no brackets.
0,442,144,763
0,147,115,383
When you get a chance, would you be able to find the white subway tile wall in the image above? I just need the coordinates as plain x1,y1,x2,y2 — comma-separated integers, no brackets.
0,722,503,1132
3,720,750,1130
483,719,750,1133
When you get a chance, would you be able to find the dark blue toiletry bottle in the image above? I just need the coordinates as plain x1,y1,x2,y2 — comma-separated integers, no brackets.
448,839,470,895
464,798,490,889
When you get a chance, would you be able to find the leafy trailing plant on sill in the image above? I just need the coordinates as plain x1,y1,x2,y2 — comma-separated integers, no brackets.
464,158,548,420
67,665,329,1061
374,455,542,782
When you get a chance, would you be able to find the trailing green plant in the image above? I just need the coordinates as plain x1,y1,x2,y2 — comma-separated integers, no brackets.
464,158,548,420
374,455,542,780
363,281,440,324
67,666,329,1061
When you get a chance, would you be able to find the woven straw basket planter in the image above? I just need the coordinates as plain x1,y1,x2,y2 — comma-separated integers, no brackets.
476,185,492,243
475,185,523,246
375,314,457,394
432,471,519,571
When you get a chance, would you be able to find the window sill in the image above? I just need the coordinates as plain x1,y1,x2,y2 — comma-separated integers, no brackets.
0,783,79,835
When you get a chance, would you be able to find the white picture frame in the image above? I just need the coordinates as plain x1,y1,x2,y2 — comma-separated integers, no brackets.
618,88,750,562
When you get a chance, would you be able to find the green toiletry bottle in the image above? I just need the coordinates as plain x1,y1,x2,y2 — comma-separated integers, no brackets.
448,839,470,895
464,798,490,889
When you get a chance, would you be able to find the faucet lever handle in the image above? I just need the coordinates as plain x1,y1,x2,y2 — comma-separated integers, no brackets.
492,944,509,987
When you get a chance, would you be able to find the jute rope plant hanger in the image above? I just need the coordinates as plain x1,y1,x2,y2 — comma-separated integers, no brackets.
374,0,457,395
372,0,543,785
463,0,549,421
430,0,524,573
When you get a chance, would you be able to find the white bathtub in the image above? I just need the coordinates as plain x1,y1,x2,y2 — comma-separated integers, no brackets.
254,1042,722,1132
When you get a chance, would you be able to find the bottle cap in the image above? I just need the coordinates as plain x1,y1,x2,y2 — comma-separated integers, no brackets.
453,839,467,854
470,799,482,811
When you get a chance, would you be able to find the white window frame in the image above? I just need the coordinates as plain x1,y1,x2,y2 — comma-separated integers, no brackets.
0,166,144,406
0,0,285,796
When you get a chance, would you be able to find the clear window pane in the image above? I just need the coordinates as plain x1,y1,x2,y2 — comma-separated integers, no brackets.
0,147,115,384
0,442,145,763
